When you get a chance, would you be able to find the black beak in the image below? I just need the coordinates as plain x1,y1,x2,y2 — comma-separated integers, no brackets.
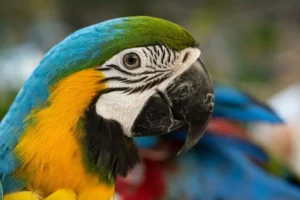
131,59,214,154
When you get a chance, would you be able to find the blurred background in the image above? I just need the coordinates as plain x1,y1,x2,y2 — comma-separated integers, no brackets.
1,0,300,118
1,0,300,199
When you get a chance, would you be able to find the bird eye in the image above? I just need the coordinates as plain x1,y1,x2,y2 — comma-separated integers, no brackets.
123,53,141,69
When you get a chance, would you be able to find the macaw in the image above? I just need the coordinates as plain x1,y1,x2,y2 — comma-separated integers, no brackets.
117,84,300,200
0,16,214,200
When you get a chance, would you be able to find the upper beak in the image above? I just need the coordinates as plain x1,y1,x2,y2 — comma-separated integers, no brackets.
131,58,214,154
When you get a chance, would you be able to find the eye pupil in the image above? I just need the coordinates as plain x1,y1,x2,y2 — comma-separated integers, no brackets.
126,56,136,64
123,52,140,69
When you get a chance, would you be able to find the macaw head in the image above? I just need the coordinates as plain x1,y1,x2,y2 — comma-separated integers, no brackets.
4,16,214,182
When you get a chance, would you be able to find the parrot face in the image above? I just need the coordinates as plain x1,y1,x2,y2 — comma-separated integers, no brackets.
95,45,214,152
83,44,214,177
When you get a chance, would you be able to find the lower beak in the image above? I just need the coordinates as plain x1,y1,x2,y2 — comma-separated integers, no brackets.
131,59,214,154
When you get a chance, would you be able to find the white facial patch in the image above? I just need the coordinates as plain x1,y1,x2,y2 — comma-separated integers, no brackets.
95,45,200,136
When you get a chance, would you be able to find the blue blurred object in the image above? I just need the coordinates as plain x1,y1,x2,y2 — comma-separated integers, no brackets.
213,85,284,123
166,143,300,200
201,133,269,163
134,136,159,149
128,84,300,200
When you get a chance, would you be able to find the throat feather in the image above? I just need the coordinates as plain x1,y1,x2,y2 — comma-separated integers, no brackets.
83,102,139,184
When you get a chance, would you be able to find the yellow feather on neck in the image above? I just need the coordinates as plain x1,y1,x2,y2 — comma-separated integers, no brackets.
14,68,114,199
3,191,41,200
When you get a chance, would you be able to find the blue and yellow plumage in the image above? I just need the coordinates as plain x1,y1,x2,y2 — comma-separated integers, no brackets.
0,16,211,200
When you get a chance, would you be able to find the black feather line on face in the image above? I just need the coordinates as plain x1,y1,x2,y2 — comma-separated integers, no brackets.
171,48,176,64
149,56,154,64
144,72,165,82
83,101,139,183
165,46,171,63
125,73,172,94
153,45,159,55
142,49,148,58
161,48,166,64
99,76,149,84
146,64,155,70
145,46,154,57
102,64,169,76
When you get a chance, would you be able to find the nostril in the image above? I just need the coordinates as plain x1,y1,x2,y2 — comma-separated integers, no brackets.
182,52,190,63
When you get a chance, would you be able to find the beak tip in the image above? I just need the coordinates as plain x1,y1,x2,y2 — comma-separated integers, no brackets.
177,146,189,155
177,139,201,156
177,112,213,155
